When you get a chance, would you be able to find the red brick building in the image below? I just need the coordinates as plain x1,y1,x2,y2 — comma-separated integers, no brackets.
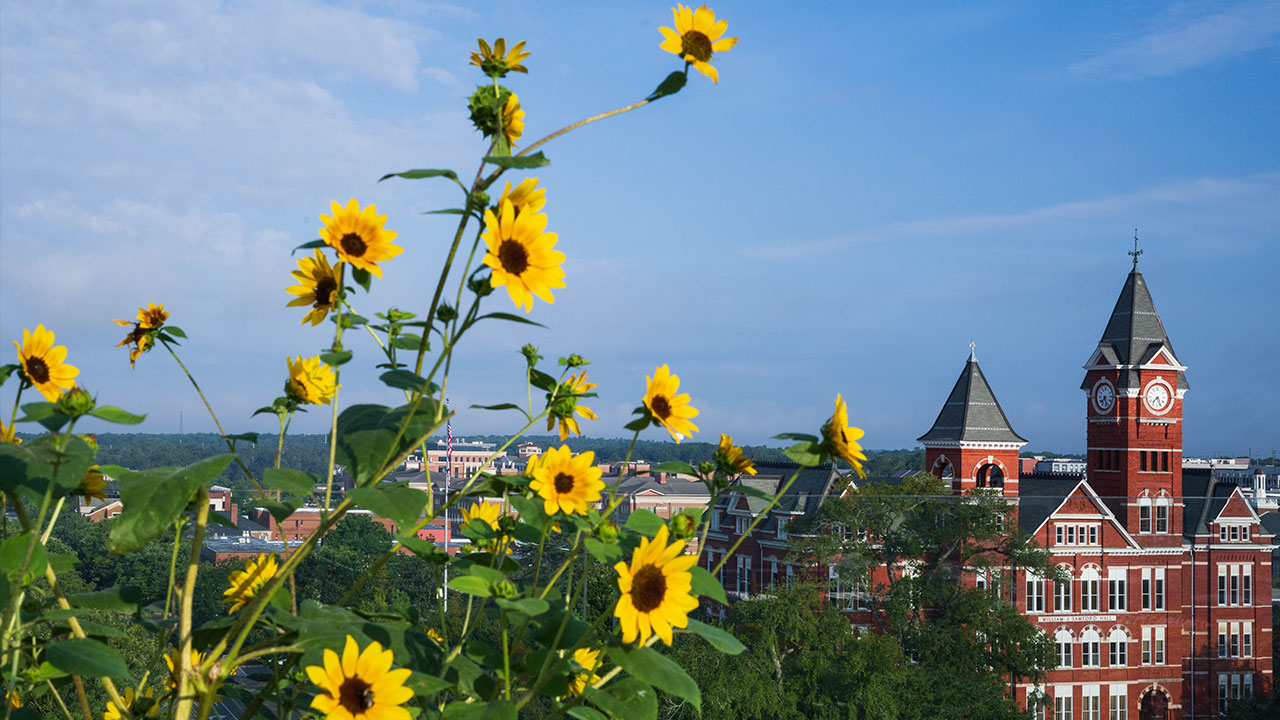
706,262,1273,718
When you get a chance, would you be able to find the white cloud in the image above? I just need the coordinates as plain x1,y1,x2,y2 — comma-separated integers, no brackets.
1070,1,1280,80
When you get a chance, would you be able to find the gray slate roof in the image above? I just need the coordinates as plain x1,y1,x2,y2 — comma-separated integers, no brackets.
1017,476,1084,534
1083,269,1188,390
724,461,846,517
1258,512,1280,538
917,350,1027,445
614,475,709,497
1182,469,1234,540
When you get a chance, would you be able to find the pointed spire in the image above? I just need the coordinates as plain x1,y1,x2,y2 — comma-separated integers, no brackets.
1084,265,1187,390
918,349,1027,445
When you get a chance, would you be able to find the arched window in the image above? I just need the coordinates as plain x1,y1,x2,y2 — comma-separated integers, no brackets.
1080,627,1101,667
933,457,955,480
1154,494,1171,534
1138,496,1153,533
976,463,1004,488
1053,565,1074,612
1079,566,1100,612
1109,627,1129,666
1054,628,1073,669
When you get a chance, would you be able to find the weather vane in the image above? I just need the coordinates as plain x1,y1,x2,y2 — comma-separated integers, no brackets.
1129,228,1143,269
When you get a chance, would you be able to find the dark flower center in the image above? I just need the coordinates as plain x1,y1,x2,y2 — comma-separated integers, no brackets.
554,472,576,494
681,31,713,63
498,239,529,274
340,232,367,258
649,395,672,420
314,276,337,307
25,357,51,384
337,677,375,714
631,564,667,613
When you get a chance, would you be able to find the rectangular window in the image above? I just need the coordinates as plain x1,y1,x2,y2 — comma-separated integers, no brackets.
1056,526,1064,545
1141,627,1151,665
1231,568,1239,605
1154,569,1165,610
1109,686,1127,720
736,516,750,536
1230,525,1240,541
1026,573,1044,613
1244,674,1253,699
776,517,789,539
769,560,778,587
1054,694,1072,720
1219,675,1229,714
1067,526,1076,544
1110,638,1127,667
1139,505,1152,533
1229,622,1240,657
1243,566,1251,604
1243,525,1250,541
1107,568,1126,611
1089,526,1099,544
1218,622,1228,658
1058,639,1072,669
1243,622,1253,657
1054,579,1071,612
1218,566,1228,605
1082,686,1101,720
1141,570,1151,610
1082,640,1100,667
1161,452,1168,471
1082,578,1099,612
975,571,987,592
1154,628,1165,665
1155,503,1168,533
737,556,752,596
1141,452,1148,471
1221,525,1229,542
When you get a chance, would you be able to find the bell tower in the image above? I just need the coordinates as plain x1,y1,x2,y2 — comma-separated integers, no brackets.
1082,246,1186,545
919,345,1027,497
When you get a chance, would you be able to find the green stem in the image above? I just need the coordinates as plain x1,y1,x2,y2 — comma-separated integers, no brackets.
173,488,210,720
3,383,22,443
164,520,186,619
323,264,348,511
163,343,264,495
501,614,511,700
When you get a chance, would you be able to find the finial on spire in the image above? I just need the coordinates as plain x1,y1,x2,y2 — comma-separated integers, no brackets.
1129,228,1143,270
969,340,977,362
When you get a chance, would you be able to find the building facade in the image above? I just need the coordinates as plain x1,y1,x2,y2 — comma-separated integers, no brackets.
706,262,1274,718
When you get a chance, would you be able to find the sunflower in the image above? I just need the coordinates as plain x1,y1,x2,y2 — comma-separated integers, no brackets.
643,364,699,443
470,37,530,77
481,198,565,312
714,434,756,476
547,371,598,441
498,177,546,215
306,635,413,720
821,393,867,478
104,687,158,720
319,199,402,279
164,647,205,691
529,445,605,516
613,524,699,645
79,466,108,503
501,92,524,148
658,4,739,83
136,302,169,329
223,553,278,613
287,249,341,326
286,356,339,406
0,418,19,445
14,324,79,401
426,627,444,645
565,647,602,698
461,500,511,554
114,303,167,369
6,691,19,710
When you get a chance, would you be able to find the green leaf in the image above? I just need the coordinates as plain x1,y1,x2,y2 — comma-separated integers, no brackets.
584,678,657,720
320,350,353,367
397,535,449,564
67,586,142,612
447,575,492,597
334,402,438,487
263,468,318,496
482,151,550,169
584,538,623,564
390,333,423,351
163,325,188,339
652,461,697,475
48,553,78,574
623,509,664,537
108,454,235,554
684,618,745,654
426,208,471,216
351,266,373,292
334,313,368,328
405,673,456,696
348,484,428,532
379,168,459,182
53,618,128,639
623,416,652,433
379,369,436,394
17,401,71,432
226,432,259,444
88,405,146,425
0,531,48,584
783,441,823,467
474,312,546,328
774,432,820,443
44,638,132,679
470,403,527,418
568,708,608,720
607,646,699,713
0,363,18,388
0,434,95,497
647,70,688,101
494,597,549,617
293,239,327,254
689,566,727,605
507,494,549,529
253,497,302,523
441,699,517,720
528,368,558,393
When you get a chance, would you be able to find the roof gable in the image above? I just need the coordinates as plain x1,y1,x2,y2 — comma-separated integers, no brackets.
918,350,1027,445
1022,479,1141,548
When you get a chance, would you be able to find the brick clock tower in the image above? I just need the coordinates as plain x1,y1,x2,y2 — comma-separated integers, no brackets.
1082,256,1187,546
919,346,1027,497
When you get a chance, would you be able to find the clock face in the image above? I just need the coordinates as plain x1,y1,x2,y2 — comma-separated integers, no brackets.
1144,381,1172,413
1092,380,1115,414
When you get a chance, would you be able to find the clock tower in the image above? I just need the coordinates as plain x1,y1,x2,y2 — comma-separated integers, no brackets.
1082,256,1187,545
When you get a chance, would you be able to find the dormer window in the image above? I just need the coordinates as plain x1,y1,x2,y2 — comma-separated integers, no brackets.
735,516,750,536
777,516,789,539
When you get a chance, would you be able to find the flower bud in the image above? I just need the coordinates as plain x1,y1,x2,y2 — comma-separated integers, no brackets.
56,388,96,418
564,354,588,368
520,344,542,368
670,513,697,540
497,515,517,535
436,303,458,323
492,578,519,599
468,274,494,298
78,433,99,452
596,520,620,544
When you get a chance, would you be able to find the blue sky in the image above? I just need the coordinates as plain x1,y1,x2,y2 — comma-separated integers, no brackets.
2,1,1277,457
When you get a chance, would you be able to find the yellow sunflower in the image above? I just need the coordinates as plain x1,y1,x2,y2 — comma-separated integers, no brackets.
470,37,530,76
305,635,413,720
286,356,339,406
547,371,598,441
6,690,19,710
114,303,167,369
319,199,402,279
565,647,602,698
426,627,444,645
223,553,278,613
643,365,699,443
135,302,169,329
104,687,158,720
715,434,756,476
481,198,565,312
14,324,79,401
614,524,700,645
659,4,739,83
164,647,205,691
821,393,867,479
498,177,546,215
502,92,524,148
287,249,341,326
529,445,605,516
0,418,19,445
461,500,512,554
79,466,108,503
